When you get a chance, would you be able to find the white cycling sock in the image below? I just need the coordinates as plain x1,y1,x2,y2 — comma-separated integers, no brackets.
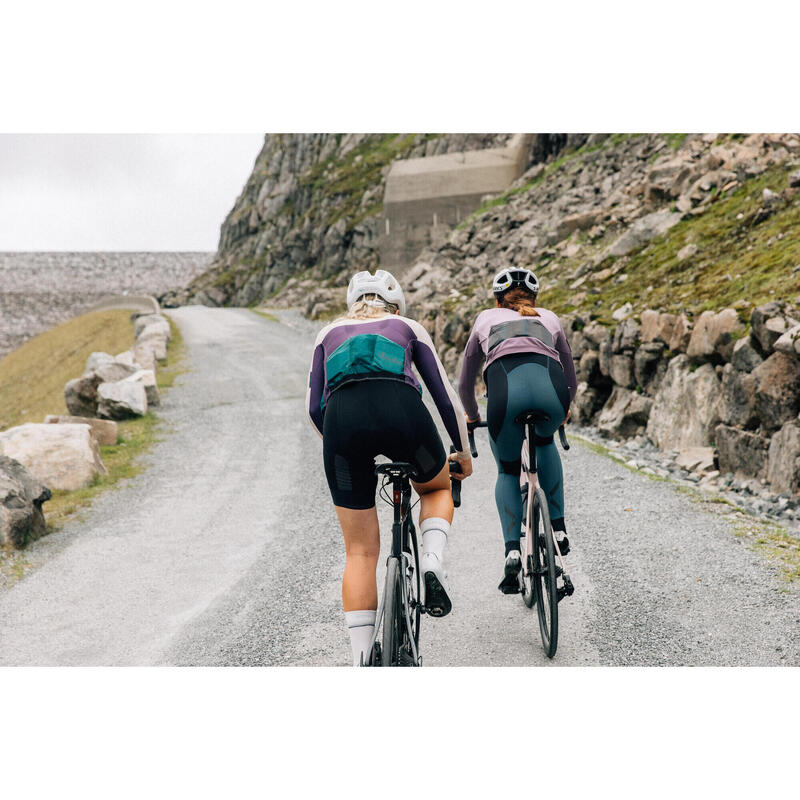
421,517,450,562
345,609,376,667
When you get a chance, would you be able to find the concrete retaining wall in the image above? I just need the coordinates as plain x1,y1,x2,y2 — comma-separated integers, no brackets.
380,134,533,272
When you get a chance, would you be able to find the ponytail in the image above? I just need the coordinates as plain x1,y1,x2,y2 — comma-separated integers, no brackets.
497,287,539,317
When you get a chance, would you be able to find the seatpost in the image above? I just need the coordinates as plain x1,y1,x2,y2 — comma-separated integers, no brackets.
392,475,403,557
528,422,537,474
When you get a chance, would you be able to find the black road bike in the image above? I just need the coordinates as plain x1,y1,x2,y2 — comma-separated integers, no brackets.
365,460,462,667
468,416,574,658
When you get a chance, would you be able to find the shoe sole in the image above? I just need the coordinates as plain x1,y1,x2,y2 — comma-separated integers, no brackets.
424,571,452,618
498,559,522,594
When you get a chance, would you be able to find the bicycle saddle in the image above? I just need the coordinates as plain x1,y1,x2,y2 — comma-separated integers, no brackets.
514,410,551,425
374,462,415,478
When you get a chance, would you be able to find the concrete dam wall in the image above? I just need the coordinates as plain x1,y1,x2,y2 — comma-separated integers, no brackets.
380,134,533,273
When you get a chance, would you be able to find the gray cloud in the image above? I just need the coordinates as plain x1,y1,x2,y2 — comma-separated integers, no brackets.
0,134,264,251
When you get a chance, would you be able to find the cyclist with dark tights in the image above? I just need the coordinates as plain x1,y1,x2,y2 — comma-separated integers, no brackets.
307,270,472,666
457,268,576,593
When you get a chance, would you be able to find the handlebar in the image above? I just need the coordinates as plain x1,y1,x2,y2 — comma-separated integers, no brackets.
466,420,488,458
467,419,570,457
448,448,462,507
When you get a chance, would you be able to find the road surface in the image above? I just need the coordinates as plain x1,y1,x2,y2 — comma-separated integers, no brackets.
1,307,798,666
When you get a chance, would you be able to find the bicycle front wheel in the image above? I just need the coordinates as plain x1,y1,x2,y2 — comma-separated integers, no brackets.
532,487,558,658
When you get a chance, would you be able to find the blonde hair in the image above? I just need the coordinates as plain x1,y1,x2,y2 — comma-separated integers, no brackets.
498,287,539,317
344,293,399,320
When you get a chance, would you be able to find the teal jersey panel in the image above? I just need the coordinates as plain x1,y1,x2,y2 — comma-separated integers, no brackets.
324,334,407,403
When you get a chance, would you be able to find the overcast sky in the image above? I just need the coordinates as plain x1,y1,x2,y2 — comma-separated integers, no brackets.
0,134,265,251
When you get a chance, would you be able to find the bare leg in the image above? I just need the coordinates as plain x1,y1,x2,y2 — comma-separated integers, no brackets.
412,461,454,523
335,505,380,612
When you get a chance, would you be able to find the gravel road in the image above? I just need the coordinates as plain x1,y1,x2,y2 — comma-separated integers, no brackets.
1,307,798,666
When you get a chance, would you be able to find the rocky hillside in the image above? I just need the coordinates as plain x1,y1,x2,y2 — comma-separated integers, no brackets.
161,133,522,309
403,133,800,373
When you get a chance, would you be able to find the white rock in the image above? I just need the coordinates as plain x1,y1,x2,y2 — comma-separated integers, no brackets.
675,446,715,474
122,369,160,407
134,314,171,340
773,323,800,357
97,381,148,420
44,415,118,446
612,302,634,321
646,355,721,450
85,351,115,373
0,423,108,491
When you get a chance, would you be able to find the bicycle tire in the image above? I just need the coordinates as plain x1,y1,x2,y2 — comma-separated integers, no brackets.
521,481,535,609
532,487,559,658
381,557,402,666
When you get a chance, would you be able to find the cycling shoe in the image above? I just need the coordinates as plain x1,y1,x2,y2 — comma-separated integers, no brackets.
421,552,452,617
498,550,522,594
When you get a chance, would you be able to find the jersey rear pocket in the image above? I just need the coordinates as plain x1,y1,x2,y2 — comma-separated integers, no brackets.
326,334,406,394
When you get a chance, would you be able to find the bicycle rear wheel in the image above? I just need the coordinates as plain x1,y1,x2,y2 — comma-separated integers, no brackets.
532,487,558,658
381,557,402,666
521,483,535,609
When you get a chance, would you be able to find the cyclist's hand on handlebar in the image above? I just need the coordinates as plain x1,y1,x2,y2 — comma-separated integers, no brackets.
565,408,572,424
448,451,473,480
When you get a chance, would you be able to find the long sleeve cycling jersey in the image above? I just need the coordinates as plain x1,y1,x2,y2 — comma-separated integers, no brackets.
306,314,470,455
457,306,577,420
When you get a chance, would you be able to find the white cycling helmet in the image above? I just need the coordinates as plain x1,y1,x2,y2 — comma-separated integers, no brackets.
346,269,406,315
492,267,539,297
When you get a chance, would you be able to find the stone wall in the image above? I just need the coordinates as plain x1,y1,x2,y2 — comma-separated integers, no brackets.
565,301,800,495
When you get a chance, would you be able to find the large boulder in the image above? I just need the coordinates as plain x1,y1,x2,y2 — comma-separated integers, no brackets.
675,447,715,474
96,381,148,420
751,352,800,433
64,361,140,417
572,381,605,425
136,332,167,363
134,314,171,340
686,309,744,362
597,386,653,438
646,355,721,450
640,310,691,352
730,337,763,372
122,369,160,407
634,341,667,394
612,318,641,353
609,354,636,389
718,364,759,428
750,301,799,354
85,351,115,373
0,455,51,549
605,209,682,257
132,342,159,372
598,338,613,377
774,323,800,358
44,415,118,446
715,424,769,480
766,421,800,494
581,321,611,350
0,424,107,491
577,350,601,384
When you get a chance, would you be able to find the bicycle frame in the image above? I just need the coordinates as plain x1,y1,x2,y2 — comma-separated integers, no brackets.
521,423,568,578
367,464,422,666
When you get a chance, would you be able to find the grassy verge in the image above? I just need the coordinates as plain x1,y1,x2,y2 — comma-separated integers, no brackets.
0,309,135,431
731,518,800,584
1,313,187,581
250,308,279,322
542,162,800,323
